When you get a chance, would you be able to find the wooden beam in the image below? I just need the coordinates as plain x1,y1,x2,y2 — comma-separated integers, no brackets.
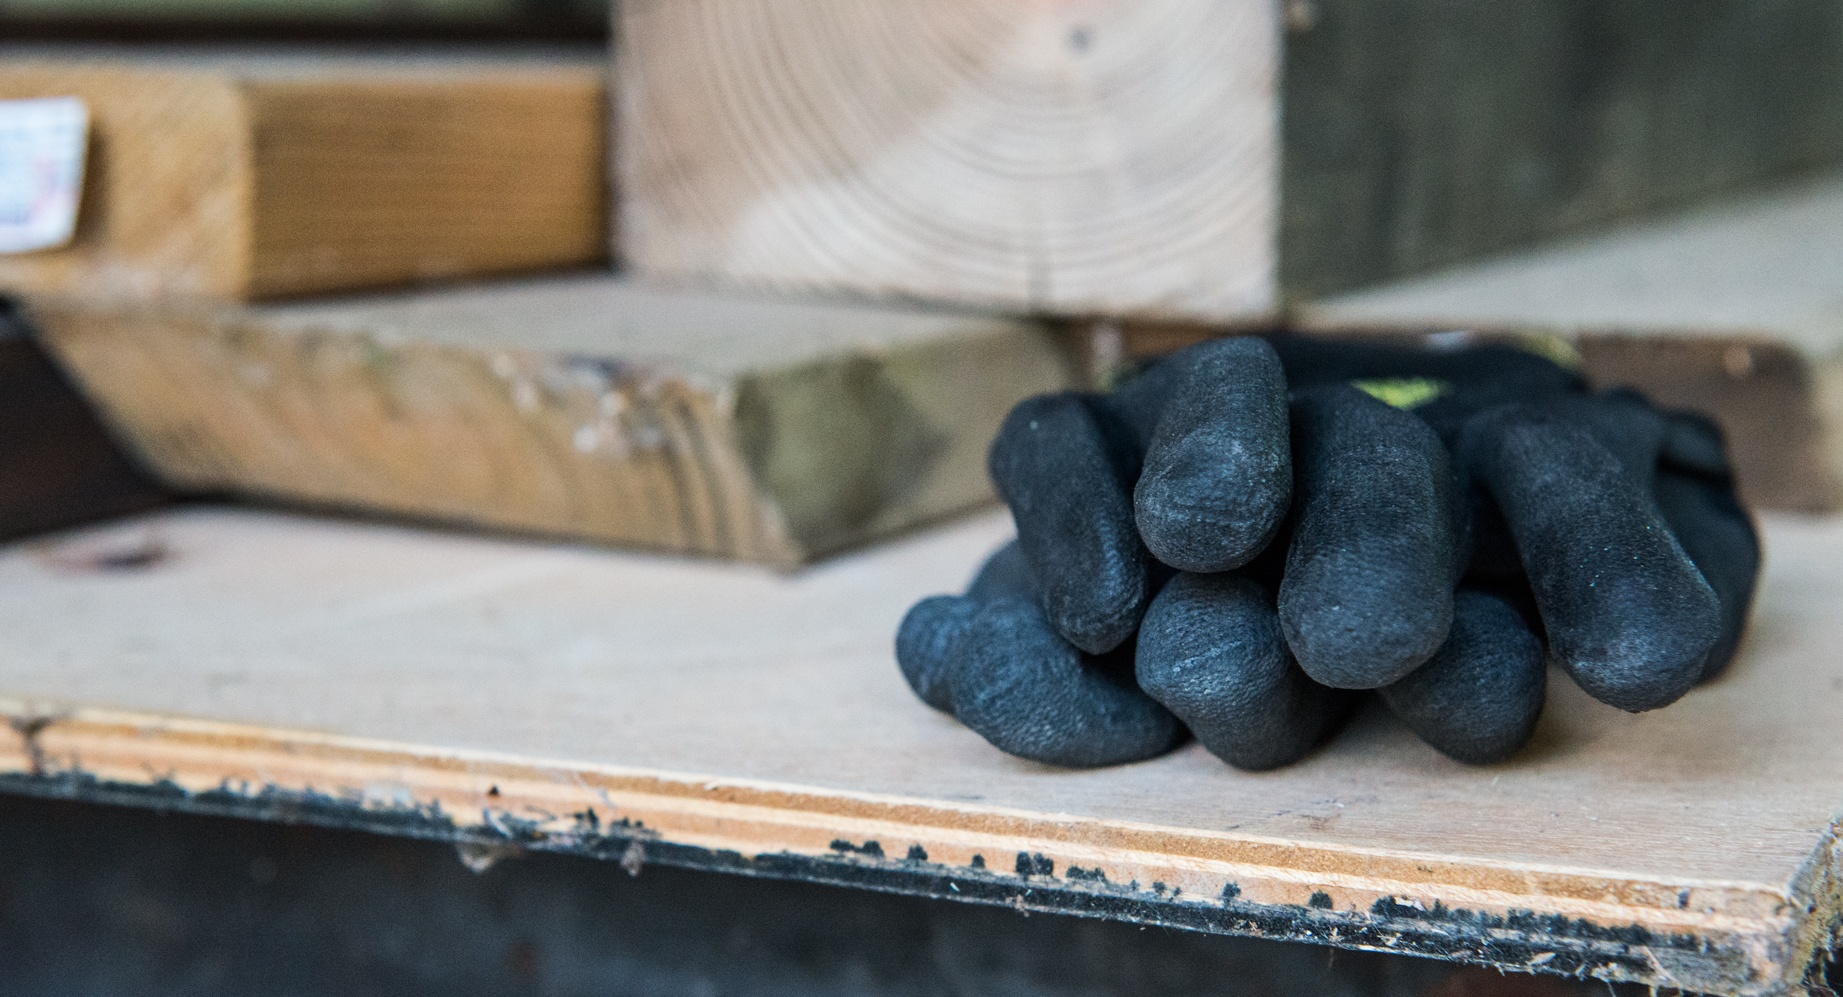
0,47,607,303
0,505,1838,995
26,275,1075,565
616,0,1843,323
618,0,1283,321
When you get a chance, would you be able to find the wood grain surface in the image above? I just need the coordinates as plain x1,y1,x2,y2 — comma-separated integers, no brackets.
0,47,606,303
617,0,1283,321
28,275,1073,564
0,506,1838,995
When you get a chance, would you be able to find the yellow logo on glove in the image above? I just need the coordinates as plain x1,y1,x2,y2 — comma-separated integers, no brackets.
1350,377,1450,410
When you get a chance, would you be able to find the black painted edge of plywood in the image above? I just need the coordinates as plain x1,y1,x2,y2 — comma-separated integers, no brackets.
0,770,1791,996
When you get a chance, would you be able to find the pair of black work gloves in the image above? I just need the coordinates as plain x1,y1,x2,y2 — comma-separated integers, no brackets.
897,335,1760,769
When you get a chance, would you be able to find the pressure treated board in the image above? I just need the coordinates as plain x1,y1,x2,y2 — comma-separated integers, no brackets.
617,0,1843,323
27,275,1073,565
0,46,606,303
0,506,1837,995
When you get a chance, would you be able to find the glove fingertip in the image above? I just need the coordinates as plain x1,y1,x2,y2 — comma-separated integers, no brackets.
1137,572,1353,770
1380,590,1546,764
1651,470,1761,685
1134,337,1292,573
988,392,1150,655
1280,580,1455,689
951,600,1183,768
896,595,976,713
1281,385,1463,688
1464,405,1722,713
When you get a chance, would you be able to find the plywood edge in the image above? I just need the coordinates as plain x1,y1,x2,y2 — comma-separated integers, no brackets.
0,697,1816,996
1784,820,1843,997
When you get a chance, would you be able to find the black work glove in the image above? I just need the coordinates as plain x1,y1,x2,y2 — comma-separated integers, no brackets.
1271,336,1760,708
898,335,1760,769
899,336,1355,770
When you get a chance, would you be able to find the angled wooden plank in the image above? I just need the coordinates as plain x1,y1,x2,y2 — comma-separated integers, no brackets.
617,0,1843,322
0,46,606,303
0,506,1836,995
27,275,1075,564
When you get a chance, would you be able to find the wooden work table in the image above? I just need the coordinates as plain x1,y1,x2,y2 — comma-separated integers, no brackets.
0,506,1837,996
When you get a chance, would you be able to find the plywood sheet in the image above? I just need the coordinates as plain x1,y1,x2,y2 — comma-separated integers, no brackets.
0,507,1837,994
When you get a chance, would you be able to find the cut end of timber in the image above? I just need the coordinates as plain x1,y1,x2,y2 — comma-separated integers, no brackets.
618,0,1282,323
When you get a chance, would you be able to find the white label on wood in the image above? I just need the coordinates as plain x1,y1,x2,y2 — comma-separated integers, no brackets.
0,97,89,255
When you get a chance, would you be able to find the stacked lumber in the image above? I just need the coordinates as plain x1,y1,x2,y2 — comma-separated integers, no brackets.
9,23,1840,549
616,0,1843,322
0,46,1089,563
28,276,1075,564
0,47,607,303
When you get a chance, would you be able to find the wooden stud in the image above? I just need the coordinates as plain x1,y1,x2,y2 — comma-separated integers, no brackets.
0,47,608,303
